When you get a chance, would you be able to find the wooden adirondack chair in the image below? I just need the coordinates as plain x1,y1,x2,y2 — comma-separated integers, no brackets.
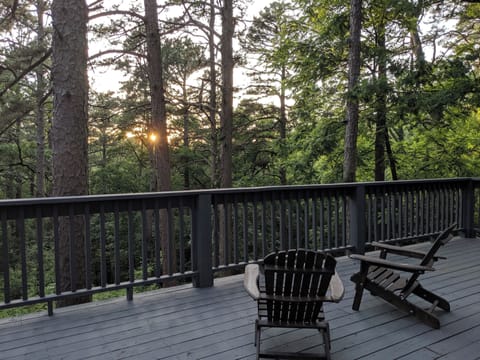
244,249,344,360
350,223,457,329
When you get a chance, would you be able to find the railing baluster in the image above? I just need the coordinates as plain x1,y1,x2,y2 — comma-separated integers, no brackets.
327,195,332,249
319,195,325,249
312,191,318,250
53,207,60,295
380,189,385,241
270,192,275,250
252,196,258,259
280,192,285,250
18,208,28,300
1,210,10,303
296,193,300,248
141,200,148,281
342,192,347,248
288,192,293,249
243,196,248,263
36,207,45,298
179,199,185,274
85,204,92,289
113,203,120,285
334,193,339,248
127,201,134,283
261,192,267,257
419,189,425,235
233,195,238,264
398,190,403,239
100,204,107,288
366,193,372,243
167,199,174,275
69,205,77,292
154,200,161,277
304,191,309,249
223,195,229,267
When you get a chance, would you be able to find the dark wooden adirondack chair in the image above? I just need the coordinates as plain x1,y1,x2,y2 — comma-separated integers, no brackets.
350,223,457,329
244,249,344,360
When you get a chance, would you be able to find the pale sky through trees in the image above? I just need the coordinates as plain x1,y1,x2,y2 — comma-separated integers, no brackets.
88,0,271,93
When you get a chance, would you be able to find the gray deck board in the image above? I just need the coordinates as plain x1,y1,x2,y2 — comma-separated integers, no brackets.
1,237,479,359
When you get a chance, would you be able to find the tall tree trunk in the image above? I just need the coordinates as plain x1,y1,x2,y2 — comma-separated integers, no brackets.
208,0,219,189
279,65,287,185
144,0,171,192
182,74,190,189
218,0,234,267
51,0,90,306
343,0,362,183
374,21,386,181
35,0,46,197
144,0,175,278
220,0,234,189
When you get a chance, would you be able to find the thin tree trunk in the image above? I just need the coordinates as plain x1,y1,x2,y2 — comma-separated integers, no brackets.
343,0,362,183
51,0,90,306
374,21,386,181
385,129,398,180
35,0,46,197
279,65,287,185
208,0,219,189
182,74,190,189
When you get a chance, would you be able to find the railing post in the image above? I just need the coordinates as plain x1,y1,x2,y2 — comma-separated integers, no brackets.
461,179,475,238
350,184,366,254
192,193,214,287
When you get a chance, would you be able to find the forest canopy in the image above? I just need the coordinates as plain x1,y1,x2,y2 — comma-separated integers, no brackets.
1,0,480,200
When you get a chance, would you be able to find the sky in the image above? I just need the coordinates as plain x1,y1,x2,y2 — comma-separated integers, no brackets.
88,0,271,94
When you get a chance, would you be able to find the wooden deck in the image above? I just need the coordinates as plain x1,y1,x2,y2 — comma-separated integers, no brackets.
1,237,479,360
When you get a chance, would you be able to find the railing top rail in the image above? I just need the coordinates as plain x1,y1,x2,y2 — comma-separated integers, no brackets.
362,177,474,188
0,177,477,208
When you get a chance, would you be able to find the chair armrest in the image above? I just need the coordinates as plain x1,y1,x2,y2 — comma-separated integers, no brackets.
371,242,427,259
349,254,435,273
244,264,260,300
371,242,447,260
326,271,344,302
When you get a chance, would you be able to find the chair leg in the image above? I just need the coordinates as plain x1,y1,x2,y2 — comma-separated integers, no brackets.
321,323,331,360
352,281,364,311
413,285,450,312
352,262,369,311
255,322,261,360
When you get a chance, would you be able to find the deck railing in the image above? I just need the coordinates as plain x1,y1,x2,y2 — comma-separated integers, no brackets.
0,178,478,313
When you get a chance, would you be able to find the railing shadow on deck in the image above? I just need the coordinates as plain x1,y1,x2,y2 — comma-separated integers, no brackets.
1,177,479,314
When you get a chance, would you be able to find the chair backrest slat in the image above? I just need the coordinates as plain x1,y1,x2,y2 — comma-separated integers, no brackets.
288,250,305,322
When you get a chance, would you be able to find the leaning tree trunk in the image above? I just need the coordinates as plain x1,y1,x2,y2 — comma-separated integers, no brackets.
343,0,362,183
51,0,90,306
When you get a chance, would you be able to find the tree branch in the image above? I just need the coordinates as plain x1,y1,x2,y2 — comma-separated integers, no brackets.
89,49,146,61
88,10,145,22
0,48,52,98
